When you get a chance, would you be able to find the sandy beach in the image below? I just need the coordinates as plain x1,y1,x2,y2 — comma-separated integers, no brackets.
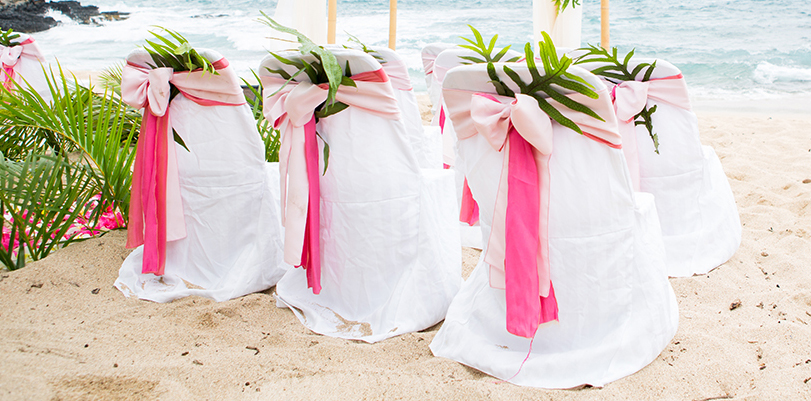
1,103,810,400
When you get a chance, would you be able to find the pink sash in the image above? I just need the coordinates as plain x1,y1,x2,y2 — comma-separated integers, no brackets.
610,74,691,190
261,69,400,294
121,57,246,276
381,56,413,91
1,37,43,90
443,87,621,338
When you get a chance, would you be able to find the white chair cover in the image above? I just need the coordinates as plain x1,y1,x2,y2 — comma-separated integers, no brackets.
582,58,741,276
373,47,442,169
430,63,678,388
421,43,455,107
115,49,286,303
533,0,582,49
0,33,52,103
260,48,461,343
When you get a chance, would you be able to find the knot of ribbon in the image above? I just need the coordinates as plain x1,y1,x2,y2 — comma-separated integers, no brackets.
444,87,622,338
121,58,245,276
1,38,42,90
260,68,400,295
610,74,691,189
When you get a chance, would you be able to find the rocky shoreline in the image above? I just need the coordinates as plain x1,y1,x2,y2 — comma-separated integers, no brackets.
0,0,127,33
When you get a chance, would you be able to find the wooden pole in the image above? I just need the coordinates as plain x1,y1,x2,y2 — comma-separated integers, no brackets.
388,0,397,50
328,0,337,44
600,0,609,49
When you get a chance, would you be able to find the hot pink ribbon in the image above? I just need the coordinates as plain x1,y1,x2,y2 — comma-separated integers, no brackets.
121,57,246,275
610,74,691,190
261,69,400,294
444,87,621,338
1,37,42,90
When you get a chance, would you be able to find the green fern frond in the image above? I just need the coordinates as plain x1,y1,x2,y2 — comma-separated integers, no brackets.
573,44,660,153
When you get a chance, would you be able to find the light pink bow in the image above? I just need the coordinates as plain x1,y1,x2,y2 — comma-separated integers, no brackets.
444,87,621,338
1,37,42,90
610,74,691,190
261,69,400,295
121,58,245,276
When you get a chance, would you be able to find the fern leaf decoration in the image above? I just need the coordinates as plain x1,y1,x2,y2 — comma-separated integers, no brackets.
486,32,602,135
573,44,661,153
143,27,217,75
553,0,581,13
458,25,521,65
0,29,21,47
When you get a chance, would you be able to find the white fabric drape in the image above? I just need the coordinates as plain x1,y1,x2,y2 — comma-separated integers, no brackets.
268,0,328,50
533,0,583,49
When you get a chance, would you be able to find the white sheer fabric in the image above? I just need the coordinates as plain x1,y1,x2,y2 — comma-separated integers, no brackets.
533,0,582,49
430,63,678,388
268,0,327,50
115,49,286,303
583,58,741,276
261,49,461,343
1,33,52,103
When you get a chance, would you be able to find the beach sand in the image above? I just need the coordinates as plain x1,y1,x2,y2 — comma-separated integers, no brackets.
1,104,810,400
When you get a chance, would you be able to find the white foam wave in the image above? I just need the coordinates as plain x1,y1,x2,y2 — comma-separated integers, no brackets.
753,62,811,84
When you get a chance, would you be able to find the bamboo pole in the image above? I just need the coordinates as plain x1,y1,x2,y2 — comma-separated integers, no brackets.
388,0,397,50
328,0,337,44
600,0,609,49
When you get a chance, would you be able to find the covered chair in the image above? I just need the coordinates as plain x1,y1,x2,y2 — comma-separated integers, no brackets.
373,46,442,169
1,33,52,103
260,48,461,343
114,49,286,303
430,62,678,388
421,43,455,108
579,57,741,276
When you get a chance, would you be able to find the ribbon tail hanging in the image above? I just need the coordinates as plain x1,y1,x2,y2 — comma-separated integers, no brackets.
301,115,322,294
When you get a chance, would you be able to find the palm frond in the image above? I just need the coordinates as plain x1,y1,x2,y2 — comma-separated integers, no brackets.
458,25,516,65
573,44,660,153
0,63,138,226
0,29,21,47
0,152,95,270
485,32,601,135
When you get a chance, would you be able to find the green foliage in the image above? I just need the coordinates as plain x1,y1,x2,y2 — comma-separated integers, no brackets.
344,34,386,64
0,64,138,237
259,13,367,173
485,32,602,135
242,70,281,163
0,152,95,270
0,29,21,47
574,44,660,153
259,12,343,106
143,28,217,75
553,0,581,13
458,25,521,65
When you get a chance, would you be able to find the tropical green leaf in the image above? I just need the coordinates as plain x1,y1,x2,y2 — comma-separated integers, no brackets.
0,28,21,47
0,152,95,270
574,44,660,152
0,63,138,226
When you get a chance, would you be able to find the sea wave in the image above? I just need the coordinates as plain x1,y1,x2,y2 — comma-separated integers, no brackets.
753,62,811,84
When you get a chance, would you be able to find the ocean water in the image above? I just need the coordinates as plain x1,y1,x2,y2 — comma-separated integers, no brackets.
30,0,811,104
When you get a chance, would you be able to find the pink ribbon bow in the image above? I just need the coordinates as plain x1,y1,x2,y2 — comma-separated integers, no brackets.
1,37,42,90
121,57,246,276
261,69,400,295
610,74,691,190
444,87,622,338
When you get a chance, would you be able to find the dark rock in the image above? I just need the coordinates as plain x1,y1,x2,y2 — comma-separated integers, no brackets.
0,0,128,33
